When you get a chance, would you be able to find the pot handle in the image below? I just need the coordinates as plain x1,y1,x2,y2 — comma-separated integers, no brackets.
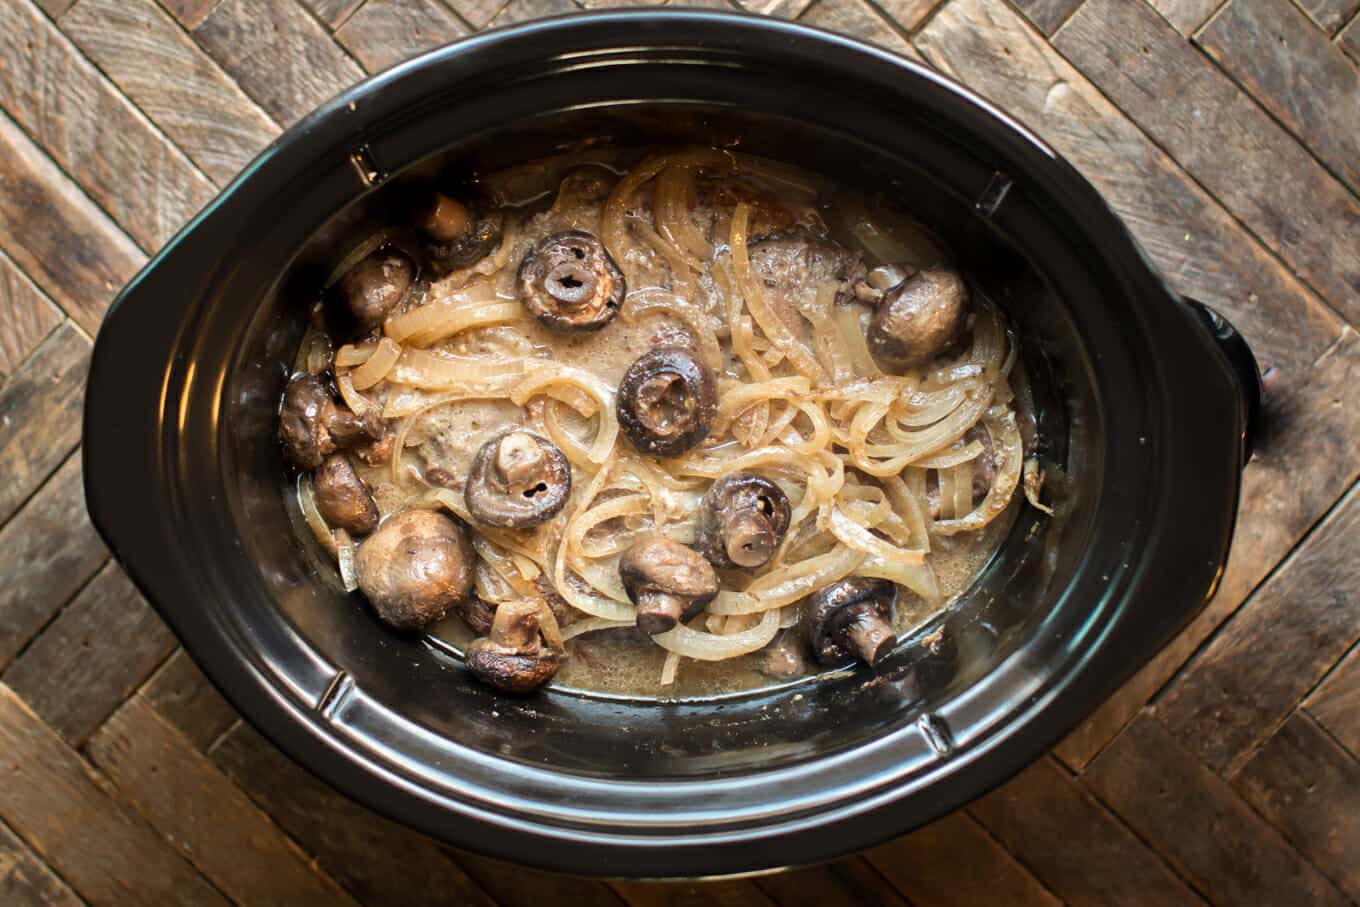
1183,297,1262,462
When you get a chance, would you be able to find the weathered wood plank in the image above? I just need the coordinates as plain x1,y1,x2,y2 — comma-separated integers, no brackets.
210,721,501,907
32,0,76,19
1233,711,1360,902
1307,645,1360,757
1142,0,1221,35
0,0,214,251
451,850,629,906
0,817,85,907
613,880,776,907
60,0,281,186
1298,0,1360,32
3,563,174,746
1054,0,1360,318
445,0,506,29
0,455,107,672
488,0,580,26
865,812,1060,907
755,858,912,907
1086,714,1349,907
88,696,363,907
1157,479,1360,775
1341,13,1360,63
1198,0,1360,195
800,0,918,57
334,0,469,74
0,113,145,334
0,250,62,378
0,684,232,907
158,0,224,28
195,0,366,127
1009,0,1083,34
140,648,239,751
1058,330,1360,768
0,323,89,527
873,0,944,32
915,0,1341,376
969,757,1205,906
302,0,367,27
737,0,815,21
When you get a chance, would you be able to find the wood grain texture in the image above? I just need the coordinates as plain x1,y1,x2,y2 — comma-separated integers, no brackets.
195,0,366,126
614,880,776,907
0,684,232,907
0,251,62,378
969,757,1205,906
1060,328,1360,768
799,0,917,57
754,859,911,907
445,0,507,29
1010,0,1083,34
1157,480,1360,775
158,0,225,28
1341,13,1360,62
1142,0,1221,34
872,0,944,31
335,0,469,74
60,0,281,186
0,0,214,251
0,455,107,672
302,0,367,27
1297,0,1360,32
88,696,363,907
1308,644,1360,756
1085,714,1349,907
488,0,581,26
1198,0,1360,194
210,721,502,907
0,323,90,528
1233,712,1360,902
865,812,1060,907
3,562,174,746
1054,0,1360,318
0,818,85,907
31,0,76,22
0,113,145,334
737,0,815,21
141,648,239,751
451,851,628,907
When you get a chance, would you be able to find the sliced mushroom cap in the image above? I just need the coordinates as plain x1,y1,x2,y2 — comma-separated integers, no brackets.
805,576,897,667
694,472,791,569
517,231,624,332
355,510,475,631
313,453,379,535
616,348,717,458
619,538,720,635
420,193,503,274
465,430,571,529
867,269,970,372
465,599,561,693
337,248,415,331
279,374,378,470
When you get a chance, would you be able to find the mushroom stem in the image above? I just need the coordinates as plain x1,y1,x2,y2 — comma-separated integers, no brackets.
634,593,688,636
845,608,896,666
723,511,777,568
488,600,543,650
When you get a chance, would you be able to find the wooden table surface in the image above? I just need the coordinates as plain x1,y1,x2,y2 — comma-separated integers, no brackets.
2,0,1359,903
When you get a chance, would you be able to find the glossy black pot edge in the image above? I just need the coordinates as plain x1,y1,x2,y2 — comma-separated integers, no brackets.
83,10,1257,877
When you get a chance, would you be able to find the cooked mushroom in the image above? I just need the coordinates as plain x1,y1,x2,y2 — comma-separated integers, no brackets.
419,193,503,274
759,633,808,680
314,453,378,535
748,232,866,309
336,248,414,331
616,348,717,458
619,538,719,635
805,577,897,667
279,374,380,470
354,510,475,631
867,269,970,372
458,593,497,637
465,600,561,693
465,430,571,529
694,472,791,569
517,231,624,332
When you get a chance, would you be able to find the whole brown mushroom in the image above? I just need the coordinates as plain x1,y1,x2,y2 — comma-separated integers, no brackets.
517,231,625,332
419,193,504,274
336,248,414,331
616,348,717,458
313,453,379,535
805,577,897,667
694,472,791,569
279,374,380,470
619,538,720,635
354,510,475,631
867,269,970,372
464,600,561,693
465,430,571,529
